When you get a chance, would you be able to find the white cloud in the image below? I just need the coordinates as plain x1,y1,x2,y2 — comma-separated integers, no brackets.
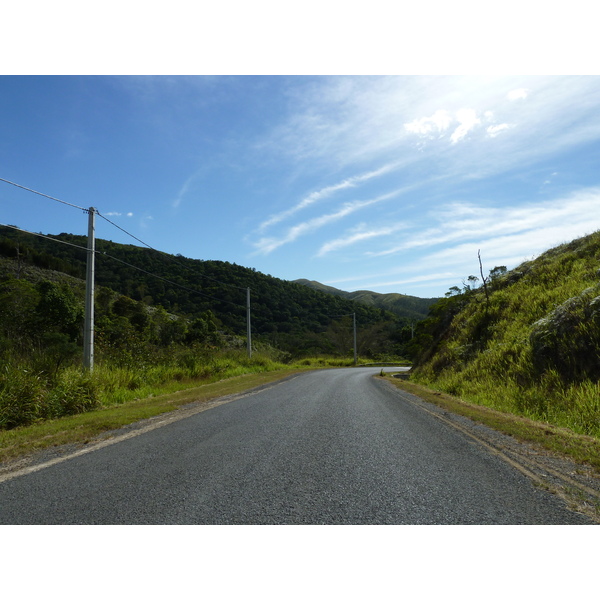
352,272,458,291
508,88,529,100
257,77,600,187
253,190,401,255
258,162,397,232
375,190,600,259
450,109,481,143
316,222,408,257
103,211,134,218
486,123,513,137
404,107,483,144
404,109,453,137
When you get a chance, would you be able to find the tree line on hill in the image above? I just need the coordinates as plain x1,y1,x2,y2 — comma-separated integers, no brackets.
0,226,425,360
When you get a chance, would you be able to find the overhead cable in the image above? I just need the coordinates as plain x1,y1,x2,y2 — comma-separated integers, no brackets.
0,177,247,293
0,223,245,308
97,210,247,292
0,176,248,300
0,223,89,252
0,177,87,212
97,250,246,308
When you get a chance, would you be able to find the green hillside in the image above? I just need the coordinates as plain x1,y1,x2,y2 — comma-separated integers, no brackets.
0,224,417,430
409,230,600,438
294,279,437,320
0,226,402,358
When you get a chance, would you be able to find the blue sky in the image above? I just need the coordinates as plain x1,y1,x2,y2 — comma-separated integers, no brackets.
2,74,600,299
2,1,600,300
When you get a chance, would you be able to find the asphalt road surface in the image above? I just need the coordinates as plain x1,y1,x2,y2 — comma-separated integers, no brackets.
0,367,593,524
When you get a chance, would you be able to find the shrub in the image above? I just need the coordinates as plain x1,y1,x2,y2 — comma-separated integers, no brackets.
44,368,100,419
0,364,45,428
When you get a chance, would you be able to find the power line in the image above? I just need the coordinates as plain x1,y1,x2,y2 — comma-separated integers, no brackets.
96,250,246,308
1,179,255,363
0,223,89,252
0,177,87,212
0,177,247,294
97,210,247,292
96,211,156,254
0,223,245,308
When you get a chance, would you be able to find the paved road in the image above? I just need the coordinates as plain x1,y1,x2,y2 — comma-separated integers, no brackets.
0,368,593,524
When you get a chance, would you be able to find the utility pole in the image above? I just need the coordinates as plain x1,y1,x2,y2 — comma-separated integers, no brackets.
353,312,357,366
246,287,252,358
83,207,96,371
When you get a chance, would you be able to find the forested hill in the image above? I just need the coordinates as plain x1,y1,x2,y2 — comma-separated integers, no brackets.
294,279,437,320
0,226,401,354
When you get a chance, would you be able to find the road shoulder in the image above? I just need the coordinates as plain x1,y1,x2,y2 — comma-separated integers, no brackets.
378,375,600,523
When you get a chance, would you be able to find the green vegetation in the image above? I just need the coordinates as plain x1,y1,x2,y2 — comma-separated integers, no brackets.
0,226,417,359
0,368,304,464
408,230,600,439
0,346,289,430
0,225,424,433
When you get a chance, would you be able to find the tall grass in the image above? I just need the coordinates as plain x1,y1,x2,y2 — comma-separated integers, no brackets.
412,231,600,439
0,347,288,430
0,335,384,432
293,356,363,368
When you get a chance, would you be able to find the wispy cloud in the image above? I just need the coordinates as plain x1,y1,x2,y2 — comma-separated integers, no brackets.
260,77,600,186
369,188,600,259
343,187,600,296
173,174,197,208
486,123,513,138
253,190,401,255
140,215,154,229
346,272,459,292
316,222,408,257
258,162,398,232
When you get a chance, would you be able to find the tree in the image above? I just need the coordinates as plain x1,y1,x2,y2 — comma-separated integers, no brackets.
327,317,354,356
0,279,40,351
35,281,83,341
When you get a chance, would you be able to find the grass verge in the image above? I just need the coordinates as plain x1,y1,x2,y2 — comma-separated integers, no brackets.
0,369,303,465
382,375,600,474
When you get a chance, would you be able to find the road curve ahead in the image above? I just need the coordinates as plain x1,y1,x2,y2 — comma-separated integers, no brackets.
0,368,593,524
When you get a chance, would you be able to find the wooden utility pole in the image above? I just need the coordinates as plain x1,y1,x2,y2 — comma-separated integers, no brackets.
83,207,96,371
353,312,357,366
247,287,252,358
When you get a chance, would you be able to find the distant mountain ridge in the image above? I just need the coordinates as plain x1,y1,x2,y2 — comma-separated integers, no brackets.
293,279,437,320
